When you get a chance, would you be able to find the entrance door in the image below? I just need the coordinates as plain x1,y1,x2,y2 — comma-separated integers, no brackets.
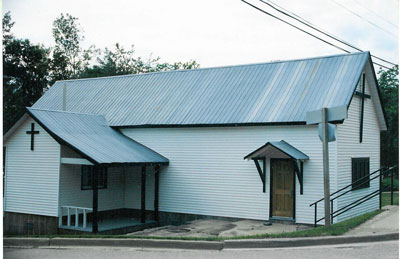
270,159,294,218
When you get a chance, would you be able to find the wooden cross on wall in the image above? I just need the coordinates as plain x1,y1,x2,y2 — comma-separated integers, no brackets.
354,73,371,143
26,123,40,151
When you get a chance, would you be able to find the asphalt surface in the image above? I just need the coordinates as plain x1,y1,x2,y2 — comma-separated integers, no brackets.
4,240,399,259
345,205,399,236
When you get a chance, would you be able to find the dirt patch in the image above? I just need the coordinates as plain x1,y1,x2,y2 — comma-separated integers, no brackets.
128,219,311,238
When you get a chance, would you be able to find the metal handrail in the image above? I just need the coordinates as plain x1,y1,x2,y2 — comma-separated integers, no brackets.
309,166,390,207
61,206,93,211
330,169,386,202
310,165,397,227
315,187,390,224
332,187,389,219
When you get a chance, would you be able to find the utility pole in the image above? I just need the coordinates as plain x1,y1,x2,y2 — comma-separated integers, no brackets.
307,105,347,227
322,108,330,227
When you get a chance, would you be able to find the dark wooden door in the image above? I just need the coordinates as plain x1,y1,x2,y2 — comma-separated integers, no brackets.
271,159,294,218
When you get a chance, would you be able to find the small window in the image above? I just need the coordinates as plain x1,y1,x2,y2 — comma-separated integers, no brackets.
81,165,107,190
352,158,370,190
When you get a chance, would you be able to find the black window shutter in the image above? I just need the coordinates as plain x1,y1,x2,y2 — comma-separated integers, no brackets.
352,158,370,190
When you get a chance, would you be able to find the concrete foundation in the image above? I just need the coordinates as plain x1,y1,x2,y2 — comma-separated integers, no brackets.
5,209,297,236
4,212,58,235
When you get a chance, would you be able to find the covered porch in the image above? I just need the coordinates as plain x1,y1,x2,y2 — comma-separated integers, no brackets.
58,207,157,234
58,161,165,234
27,108,169,234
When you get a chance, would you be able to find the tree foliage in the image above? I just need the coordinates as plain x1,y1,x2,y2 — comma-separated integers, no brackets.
3,12,199,132
80,43,199,78
50,13,94,83
3,13,50,131
2,12,14,46
378,66,399,169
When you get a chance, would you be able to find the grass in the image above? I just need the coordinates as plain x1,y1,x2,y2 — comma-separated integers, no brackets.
6,209,382,241
228,209,382,240
382,192,399,207
382,177,399,191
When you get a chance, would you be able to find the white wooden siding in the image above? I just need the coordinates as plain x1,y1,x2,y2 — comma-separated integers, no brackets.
58,146,125,215
5,78,381,224
336,71,381,221
121,125,337,224
4,117,60,216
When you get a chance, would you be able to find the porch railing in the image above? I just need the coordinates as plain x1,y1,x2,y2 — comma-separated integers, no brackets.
310,165,398,227
59,206,93,230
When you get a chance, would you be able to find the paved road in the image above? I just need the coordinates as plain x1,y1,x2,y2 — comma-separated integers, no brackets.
4,240,399,259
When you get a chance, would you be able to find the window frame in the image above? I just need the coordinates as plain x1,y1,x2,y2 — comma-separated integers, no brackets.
351,157,370,190
81,165,108,190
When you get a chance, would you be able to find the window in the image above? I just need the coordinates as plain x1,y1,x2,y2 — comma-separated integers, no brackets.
352,158,370,190
81,165,107,190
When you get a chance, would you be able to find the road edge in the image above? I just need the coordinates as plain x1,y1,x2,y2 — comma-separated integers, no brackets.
4,232,398,250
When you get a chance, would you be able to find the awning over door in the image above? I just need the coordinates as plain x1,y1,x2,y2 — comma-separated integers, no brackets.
244,140,309,161
244,140,309,194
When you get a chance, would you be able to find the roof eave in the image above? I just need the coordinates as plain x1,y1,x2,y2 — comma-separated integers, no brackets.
27,107,170,166
114,120,346,129
366,55,388,131
244,140,309,160
26,107,100,165
3,113,30,144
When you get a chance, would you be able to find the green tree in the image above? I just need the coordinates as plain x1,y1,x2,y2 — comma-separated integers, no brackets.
155,60,200,71
50,13,94,83
3,13,50,131
378,66,399,169
2,11,14,46
80,43,199,78
3,12,199,132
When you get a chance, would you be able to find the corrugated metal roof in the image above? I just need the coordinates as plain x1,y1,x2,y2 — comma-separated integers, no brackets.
32,52,370,127
244,140,309,160
27,108,169,165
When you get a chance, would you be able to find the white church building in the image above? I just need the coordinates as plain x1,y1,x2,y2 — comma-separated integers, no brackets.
3,51,387,234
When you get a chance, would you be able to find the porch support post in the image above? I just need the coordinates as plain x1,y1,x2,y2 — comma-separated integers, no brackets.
154,165,160,222
300,161,304,194
141,165,146,223
92,165,99,233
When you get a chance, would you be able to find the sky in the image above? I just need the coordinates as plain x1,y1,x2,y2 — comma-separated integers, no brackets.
2,0,399,70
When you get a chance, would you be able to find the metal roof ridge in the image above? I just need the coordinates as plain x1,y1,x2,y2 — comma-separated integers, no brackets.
27,107,106,118
53,52,370,84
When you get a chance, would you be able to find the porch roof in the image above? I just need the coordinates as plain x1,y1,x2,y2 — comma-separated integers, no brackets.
244,140,308,194
244,140,309,161
27,108,169,165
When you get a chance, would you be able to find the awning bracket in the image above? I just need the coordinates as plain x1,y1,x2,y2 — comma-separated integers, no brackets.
253,157,266,193
293,160,304,195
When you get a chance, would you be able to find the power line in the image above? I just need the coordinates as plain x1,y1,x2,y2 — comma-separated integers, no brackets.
240,1,351,53
240,0,393,70
328,0,397,38
259,0,397,66
350,0,398,29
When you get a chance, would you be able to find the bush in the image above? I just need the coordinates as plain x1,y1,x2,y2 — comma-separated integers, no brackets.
382,177,399,191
